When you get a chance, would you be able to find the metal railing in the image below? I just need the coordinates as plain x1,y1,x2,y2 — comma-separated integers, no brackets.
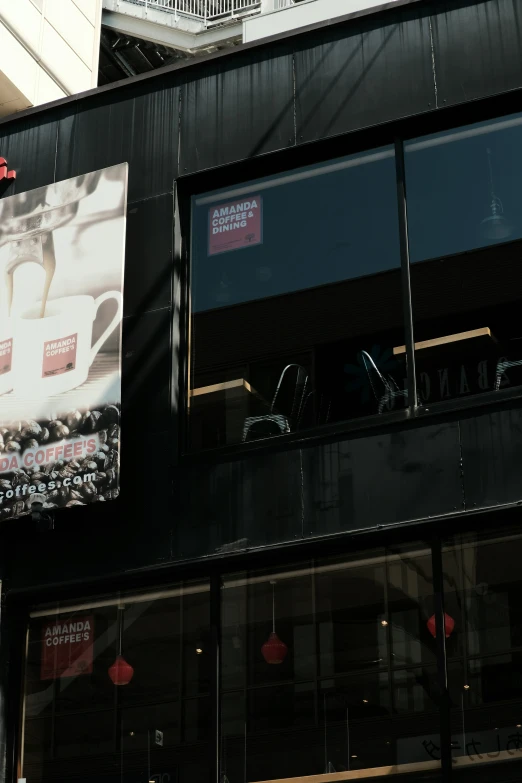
273,0,308,8
132,0,261,22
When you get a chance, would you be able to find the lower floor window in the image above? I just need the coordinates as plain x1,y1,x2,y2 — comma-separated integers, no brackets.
21,528,522,783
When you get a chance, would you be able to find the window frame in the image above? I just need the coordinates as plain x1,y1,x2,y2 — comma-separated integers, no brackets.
177,90,522,459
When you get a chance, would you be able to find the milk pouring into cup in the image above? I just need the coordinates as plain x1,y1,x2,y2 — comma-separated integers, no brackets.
1,185,122,399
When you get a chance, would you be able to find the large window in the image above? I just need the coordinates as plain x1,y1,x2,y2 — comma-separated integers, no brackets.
23,581,210,783
220,545,441,782
20,528,522,783
189,147,406,451
188,110,522,452
442,531,522,773
405,113,522,406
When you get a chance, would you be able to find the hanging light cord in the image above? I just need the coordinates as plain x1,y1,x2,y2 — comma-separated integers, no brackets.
271,581,276,633
118,606,124,656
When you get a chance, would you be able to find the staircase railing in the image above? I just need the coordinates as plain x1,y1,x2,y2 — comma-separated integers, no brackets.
129,0,262,22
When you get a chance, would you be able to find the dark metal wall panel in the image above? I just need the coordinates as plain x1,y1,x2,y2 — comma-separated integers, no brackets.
8,428,174,588
6,306,176,588
431,0,522,108
460,405,522,508
179,45,295,175
121,307,173,436
124,194,174,318
294,6,435,144
55,78,179,203
0,116,58,193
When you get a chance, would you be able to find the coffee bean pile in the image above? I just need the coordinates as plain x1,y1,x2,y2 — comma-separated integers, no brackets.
0,403,120,521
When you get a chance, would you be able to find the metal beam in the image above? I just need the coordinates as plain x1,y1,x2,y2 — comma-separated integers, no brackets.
100,32,137,77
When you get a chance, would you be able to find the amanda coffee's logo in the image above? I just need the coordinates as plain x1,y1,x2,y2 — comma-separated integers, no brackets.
42,333,77,378
208,194,263,256
0,338,12,375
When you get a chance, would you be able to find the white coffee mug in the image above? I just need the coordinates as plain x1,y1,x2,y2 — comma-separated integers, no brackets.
12,293,123,398
0,316,14,396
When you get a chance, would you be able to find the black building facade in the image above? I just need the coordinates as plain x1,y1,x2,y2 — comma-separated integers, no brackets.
3,1,522,782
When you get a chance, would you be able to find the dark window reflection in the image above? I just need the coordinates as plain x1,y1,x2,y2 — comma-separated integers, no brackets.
184,696,212,743
23,582,210,783
406,113,522,407
121,701,182,750
190,147,405,451
54,711,114,758
316,562,386,675
444,532,522,770
118,598,182,707
221,546,440,782
393,667,438,714
249,683,316,733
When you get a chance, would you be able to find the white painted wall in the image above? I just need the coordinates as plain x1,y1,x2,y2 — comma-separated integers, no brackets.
243,0,398,43
0,0,102,116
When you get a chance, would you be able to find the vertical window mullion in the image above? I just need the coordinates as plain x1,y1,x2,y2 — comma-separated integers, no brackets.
210,573,221,783
394,138,418,411
431,537,453,780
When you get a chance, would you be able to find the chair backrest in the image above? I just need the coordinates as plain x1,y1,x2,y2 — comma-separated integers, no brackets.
271,363,308,424
360,350,394,401
297,390,331,430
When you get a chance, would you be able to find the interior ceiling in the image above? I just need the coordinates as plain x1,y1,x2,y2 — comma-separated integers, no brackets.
98,26,192,85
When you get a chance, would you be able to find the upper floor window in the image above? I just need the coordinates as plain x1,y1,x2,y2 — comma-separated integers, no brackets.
405,113,522,404
189,146,405,451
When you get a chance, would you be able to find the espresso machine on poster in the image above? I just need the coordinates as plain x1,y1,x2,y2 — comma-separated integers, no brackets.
0,164,127,522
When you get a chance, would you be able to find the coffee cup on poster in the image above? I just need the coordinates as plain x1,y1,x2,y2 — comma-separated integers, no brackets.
12,292,123,398
0,316,14,395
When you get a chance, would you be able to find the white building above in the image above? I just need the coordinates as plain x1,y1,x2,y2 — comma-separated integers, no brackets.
0,0,102,116
244,0,398,43
101,0,397,59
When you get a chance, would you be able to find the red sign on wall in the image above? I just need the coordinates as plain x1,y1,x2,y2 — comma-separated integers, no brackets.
41,615,94,680
0,339,12,375
42,333,77,377
208,194,262,256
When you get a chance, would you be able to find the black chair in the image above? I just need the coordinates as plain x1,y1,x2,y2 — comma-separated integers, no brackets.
242,364,308,441
360,350,407,413
297,390,331,430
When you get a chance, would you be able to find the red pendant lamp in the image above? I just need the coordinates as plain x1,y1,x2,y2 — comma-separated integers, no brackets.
109,605,134,686
261,580,288,665
427,612,455,639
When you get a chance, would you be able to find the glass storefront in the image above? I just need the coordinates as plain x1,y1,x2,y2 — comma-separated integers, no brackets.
23,581,211,783
19,527,522,783
221,545,439,782
442,532,522,768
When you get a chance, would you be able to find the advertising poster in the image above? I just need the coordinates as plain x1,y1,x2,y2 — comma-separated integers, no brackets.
0,164,127,522
41,614,94,680
208,194,262,255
